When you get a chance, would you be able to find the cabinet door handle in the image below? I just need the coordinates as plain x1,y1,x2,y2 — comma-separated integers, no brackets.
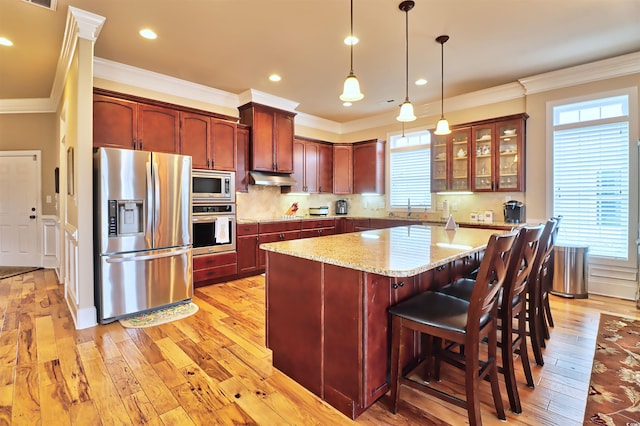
139,139,143,150
436,265,446,272
392,283,398,289
398,281,404,287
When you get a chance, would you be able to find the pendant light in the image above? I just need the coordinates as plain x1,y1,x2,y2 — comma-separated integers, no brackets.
340,0,364,102
396,1,416,122
434,35,451,135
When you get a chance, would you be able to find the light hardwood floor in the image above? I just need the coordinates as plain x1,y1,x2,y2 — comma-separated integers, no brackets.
1,268,638,425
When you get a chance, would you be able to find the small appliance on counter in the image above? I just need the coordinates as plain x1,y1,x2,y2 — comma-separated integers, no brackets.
503,200,525,223
336,199,348,215
309,206,329,216
483,210,494,223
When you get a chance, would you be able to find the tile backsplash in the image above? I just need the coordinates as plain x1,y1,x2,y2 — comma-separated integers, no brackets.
236,185,525,222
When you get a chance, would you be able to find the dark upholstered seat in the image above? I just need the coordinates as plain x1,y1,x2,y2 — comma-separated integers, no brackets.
389,230,519,426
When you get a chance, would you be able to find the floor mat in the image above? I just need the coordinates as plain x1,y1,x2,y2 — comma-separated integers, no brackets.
118,302,199,328
0,267,40,280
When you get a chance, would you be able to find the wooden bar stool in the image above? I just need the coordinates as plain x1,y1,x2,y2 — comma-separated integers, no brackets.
434,224,544,414
389,231,518,426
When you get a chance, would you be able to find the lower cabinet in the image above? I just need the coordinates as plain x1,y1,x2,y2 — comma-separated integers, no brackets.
237,223,260,274
300,219,336,238
193,252,237,287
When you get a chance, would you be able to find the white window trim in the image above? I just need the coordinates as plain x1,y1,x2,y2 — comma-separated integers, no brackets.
545,86,639,271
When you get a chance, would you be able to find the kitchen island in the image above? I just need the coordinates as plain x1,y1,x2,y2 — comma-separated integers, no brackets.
261,224,502,419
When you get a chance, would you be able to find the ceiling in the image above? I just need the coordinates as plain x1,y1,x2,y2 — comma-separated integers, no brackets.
1,0,639,124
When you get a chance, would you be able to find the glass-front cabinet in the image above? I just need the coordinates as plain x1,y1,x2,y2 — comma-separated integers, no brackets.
432,113,527,194
497,119,524,191
431,128,470,192
431,134,448,192
472,124,495,192
450,128,471,191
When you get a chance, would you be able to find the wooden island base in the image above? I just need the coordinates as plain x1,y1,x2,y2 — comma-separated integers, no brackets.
262,225,498,418
265,252,479,418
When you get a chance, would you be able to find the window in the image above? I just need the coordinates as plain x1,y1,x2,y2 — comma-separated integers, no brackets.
552,94,630,260
388,130,431,209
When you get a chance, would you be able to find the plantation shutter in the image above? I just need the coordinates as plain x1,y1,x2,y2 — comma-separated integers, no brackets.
553,121,629,259
389,144,431,208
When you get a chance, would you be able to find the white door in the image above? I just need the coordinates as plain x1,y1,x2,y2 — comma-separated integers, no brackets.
0,153,40,266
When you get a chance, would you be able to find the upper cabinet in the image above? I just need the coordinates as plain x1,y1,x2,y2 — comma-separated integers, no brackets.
288,138,333,193
93,94,180,154
333,144,353,194
181,112,236,171
471,114,527,192
93,89,239,159
431,127,471,192
236,125,251,192
431,113,527,193
238,103,296,173
353,139,385,194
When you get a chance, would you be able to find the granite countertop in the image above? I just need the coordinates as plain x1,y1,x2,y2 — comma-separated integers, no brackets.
260,224,504,277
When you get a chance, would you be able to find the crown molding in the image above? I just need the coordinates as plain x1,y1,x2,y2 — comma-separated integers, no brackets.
49,7,106,110
93,57,240,113
519,51,640,94
295,112,343,134
237,88,299,113
0,98,54,114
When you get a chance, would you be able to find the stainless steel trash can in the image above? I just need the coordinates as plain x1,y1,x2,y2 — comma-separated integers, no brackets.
551,244,588,298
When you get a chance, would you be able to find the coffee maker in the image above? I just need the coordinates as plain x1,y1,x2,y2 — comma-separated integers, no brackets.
336,199,348,215
503,200,525,223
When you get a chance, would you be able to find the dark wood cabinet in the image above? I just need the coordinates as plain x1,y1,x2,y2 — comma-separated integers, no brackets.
180,112,210,169
431,127,471,192
289,138,333,193
236,125,250,192
137,103,180,153
238,103,295,173
210,119,237,171
353,139,385,194
333,144,353,194
471,114,527,192
93,94,180,153
93,95,138,150
258,221,301,268
300,219,336,239
181,112,236,171
237,223,260,274
93,90,238,158
193,252,237,287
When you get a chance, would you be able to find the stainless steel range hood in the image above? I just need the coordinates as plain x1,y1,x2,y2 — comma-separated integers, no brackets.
249,171,297,186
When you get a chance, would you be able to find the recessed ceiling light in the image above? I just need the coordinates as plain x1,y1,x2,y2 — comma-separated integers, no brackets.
344,35,359,46
269,74,281,82
415,78,427,86
343,102,353,107
139,29,157,40
0,37,13,47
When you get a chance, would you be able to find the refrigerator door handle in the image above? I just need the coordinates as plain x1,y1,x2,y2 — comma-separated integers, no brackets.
105,247,191,263
153,161,160,225
146,160,154,242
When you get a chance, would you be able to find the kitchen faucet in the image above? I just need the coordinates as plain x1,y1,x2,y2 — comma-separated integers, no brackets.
407,198,411,217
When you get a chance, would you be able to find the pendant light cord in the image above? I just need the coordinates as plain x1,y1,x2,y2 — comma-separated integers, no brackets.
349,0,354,73
440,40,444,117
404,7,409,101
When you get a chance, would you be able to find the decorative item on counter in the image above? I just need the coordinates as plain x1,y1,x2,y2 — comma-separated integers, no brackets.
284,202,299,216
444,214,457,230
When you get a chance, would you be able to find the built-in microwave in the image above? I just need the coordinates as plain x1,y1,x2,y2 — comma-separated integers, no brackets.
192,170,235,203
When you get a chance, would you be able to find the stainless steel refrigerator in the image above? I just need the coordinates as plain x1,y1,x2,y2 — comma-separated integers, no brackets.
94,147,192,323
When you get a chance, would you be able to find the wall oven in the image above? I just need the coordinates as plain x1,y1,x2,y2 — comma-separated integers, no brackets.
192,203,236,255
192,170,235,203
